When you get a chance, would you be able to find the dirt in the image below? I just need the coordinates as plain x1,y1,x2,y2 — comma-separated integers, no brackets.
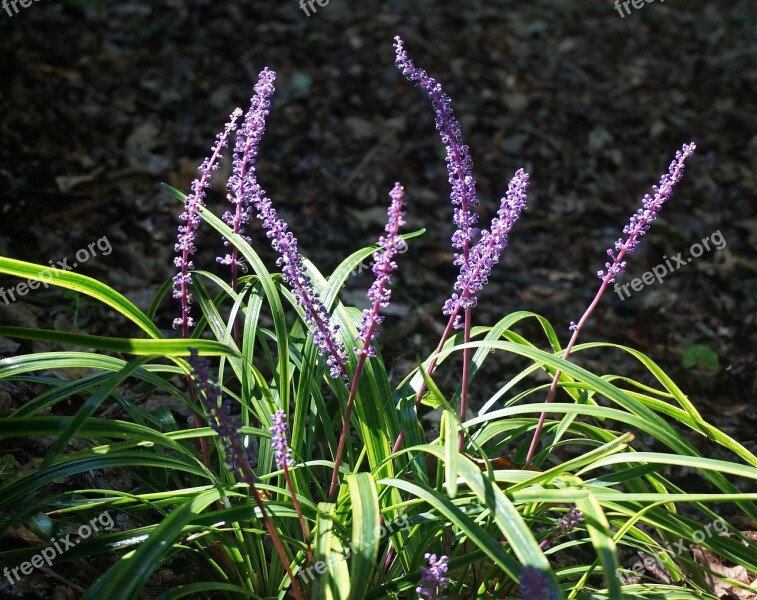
0,0,755,597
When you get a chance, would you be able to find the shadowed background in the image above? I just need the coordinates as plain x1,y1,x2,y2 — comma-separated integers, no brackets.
0,0,755,446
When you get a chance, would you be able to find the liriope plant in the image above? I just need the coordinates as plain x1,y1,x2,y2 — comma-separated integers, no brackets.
0,36,754,600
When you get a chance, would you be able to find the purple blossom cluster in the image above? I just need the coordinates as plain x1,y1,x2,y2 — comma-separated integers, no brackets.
175,68,349,383
393,36,479,266
173,110,242,332
598,142,696,283
443,169,529,328
394,37,529,329
234,70,348,384
187,349,257,479
539,505,584,550
254,192,349,382
555,506,583,535
355,182,407,357
217,68,277,272
270,409,294,469
519,566,560,600
416,553,449,600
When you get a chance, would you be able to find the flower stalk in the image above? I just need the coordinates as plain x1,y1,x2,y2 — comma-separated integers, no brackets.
217,69,276,343
187,350,304,600
525,143,696,463
392,37,529,454
328,182,406,501
271,409,312,564
391,169,529,453
173,109,241,471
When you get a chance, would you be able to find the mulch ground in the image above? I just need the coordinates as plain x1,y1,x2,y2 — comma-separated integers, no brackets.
0,0,755,597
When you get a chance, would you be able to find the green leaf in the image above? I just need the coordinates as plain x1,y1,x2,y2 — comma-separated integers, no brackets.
345,473,380,600
41,357,150,467
0,256,161,338
441,409,459,499
82,490,223,600
0,327,237,357
0,451,209,508
410,445,551,572
682,344,719,372
312,502,351,600
153,582,264,600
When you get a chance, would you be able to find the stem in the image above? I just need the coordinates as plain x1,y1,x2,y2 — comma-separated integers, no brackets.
230,252,240,344
328,327,370,501
235,441,303,599
524,162,684,463
459,308,472,452
284,463,312,564
524,277,609,464
391,310,457,454
227,134,257,345
249,485,304,600
185,384,211,472
330,192,404,498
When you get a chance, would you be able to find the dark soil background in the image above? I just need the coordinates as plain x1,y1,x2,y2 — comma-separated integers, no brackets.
0,0,755,597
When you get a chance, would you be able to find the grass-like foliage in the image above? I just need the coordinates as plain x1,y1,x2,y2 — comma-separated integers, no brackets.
0,37,755,600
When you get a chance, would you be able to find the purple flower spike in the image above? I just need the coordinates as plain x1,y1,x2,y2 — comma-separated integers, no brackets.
250,190,348,383
173,109,243,333
540,505,583,550
394,36,479,267
519,566,560,600
270,409,294,469
598,142,696,283
416,553,449,600
218,71,347,384
355,182,407,357
218,68,277,273
255,192,348,382
556,506,583,534
443,168,529,328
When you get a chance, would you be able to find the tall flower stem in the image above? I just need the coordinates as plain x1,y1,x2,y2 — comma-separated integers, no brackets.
218,69,277,345
391,170,529,454
328,353,367,502
525,143,696,464
283,461,312,564
174,110,242,336
173,110,242,471
460,308,472,451
188,352,304,600
393,38,532,459
329,183,406,501
394,36,479,454
271,409,313,564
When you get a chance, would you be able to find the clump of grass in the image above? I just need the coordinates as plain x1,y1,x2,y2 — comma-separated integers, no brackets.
0,36,754,600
